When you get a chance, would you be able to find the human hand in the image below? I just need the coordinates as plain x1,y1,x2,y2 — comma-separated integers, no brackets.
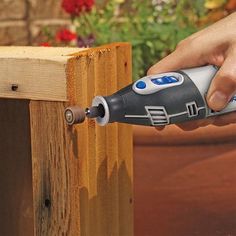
148,12,236,130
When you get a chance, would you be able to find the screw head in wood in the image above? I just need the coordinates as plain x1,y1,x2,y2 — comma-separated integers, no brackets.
11,84,18,91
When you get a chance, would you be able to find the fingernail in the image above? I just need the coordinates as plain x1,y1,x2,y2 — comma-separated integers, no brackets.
208,91,228,111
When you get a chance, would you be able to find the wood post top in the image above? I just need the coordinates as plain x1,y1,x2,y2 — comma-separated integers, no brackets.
0,46,87,61
0,43,131,102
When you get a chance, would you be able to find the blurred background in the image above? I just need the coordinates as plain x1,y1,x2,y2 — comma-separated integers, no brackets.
1,0,236,79
1,1,236,235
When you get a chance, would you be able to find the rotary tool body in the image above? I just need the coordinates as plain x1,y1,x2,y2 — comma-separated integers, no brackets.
65,65,236,127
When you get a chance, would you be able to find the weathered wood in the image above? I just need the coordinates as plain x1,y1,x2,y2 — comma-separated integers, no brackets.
0,43,133,236
30,101,80,235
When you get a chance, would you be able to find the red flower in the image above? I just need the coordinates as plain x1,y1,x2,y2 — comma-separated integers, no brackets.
62,0,94,16
39,42,51,47
56,28,77,43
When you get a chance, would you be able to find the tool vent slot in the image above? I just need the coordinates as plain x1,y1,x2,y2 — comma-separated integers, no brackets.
186,102,198,117
208,109,219,116
145,106,169,125
209,109,216,114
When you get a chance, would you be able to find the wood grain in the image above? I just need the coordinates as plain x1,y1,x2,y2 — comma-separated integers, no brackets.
0,43,133,236
105,46,120,236
30,101,80,235
66,43,133,235
93,45,109,236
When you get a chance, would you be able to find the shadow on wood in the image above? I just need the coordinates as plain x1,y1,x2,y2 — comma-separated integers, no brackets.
0,99,133,236
0,99,34,236
79,159,132,236
0,44,133,236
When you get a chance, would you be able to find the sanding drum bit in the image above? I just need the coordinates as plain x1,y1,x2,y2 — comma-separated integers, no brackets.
64,105,105,125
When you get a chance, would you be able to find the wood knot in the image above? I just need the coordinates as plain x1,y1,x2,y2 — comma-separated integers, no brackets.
44,199,51,208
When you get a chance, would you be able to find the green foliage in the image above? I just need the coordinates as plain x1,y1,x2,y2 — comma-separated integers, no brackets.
74,0,207,80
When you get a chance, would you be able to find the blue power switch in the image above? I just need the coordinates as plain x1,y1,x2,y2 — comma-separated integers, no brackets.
151,76,178,85
136,81,146,89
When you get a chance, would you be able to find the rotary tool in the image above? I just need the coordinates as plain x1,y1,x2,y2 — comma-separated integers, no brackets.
64,65,236,127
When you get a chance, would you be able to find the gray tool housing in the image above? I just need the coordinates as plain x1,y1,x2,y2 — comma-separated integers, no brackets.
92,65,236,126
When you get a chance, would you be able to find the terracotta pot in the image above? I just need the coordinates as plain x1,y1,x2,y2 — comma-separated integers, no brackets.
134,124,236,235
133,124,236,145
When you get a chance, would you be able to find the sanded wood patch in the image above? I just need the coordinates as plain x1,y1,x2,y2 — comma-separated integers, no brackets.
0,47,87,101
66,43,133,235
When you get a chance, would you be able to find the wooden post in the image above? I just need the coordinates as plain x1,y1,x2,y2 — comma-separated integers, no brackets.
0,44,133,236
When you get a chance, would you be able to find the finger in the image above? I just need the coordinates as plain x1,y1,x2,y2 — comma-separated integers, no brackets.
147,39,208,75
207,48,236,111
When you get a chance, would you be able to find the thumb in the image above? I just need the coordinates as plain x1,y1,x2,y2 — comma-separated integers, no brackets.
207,50,236,111
147,40,207,75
